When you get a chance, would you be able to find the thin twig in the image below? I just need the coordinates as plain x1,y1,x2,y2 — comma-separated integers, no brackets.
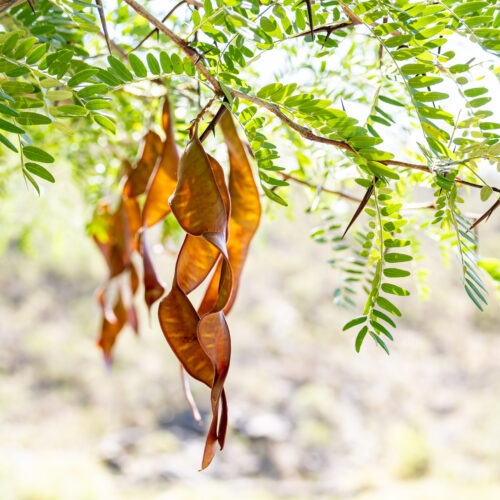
96,0,112,55
456,177,500,194
279,172,361,202
132,0,187,52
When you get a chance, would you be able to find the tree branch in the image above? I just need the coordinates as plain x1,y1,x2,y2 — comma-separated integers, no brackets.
122,0,500,195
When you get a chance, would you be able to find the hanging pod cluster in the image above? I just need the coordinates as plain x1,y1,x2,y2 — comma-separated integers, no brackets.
92,97,261,468
92,195,142,363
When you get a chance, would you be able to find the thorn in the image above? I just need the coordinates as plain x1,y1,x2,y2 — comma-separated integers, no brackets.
301,0,315,40
322,28,333,48
469,197,500,231
199,99,228,143
342,183,374,239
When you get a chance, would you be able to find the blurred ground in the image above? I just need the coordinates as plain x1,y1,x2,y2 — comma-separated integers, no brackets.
1,183,500,500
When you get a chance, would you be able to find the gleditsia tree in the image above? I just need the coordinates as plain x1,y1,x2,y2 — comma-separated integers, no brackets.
1,0,500,467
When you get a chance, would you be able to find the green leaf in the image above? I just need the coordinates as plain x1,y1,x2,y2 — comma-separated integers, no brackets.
367,161,400,180
479,122,500,130
269,83,297,102
370,320,393,340
77,84,108,98
464,87,488,98
349,136,384,148
55,105,88,116
146,53,161,75
454,2,488,17
379,95,405,107
0,118,24,134
204,0,213,16
343,316,367,331
262,185,287,206
464,284,484,311
46,90,73,101
159,52,172,73
257,83,283,99
385,238,411,248
22,145,54,163
68,68,99,88
192,9,201,25
107,55,133,82
465,279,487,305
355,325,368,352
24,162,55,182
384,253,413,263
39,79,59,89
381,283,410,296
85,99,111,110
373,309,396,328
219,82,234,107
383,220,407,231
469,97,491,108
478,259,500,282
383,268,410,278
23,169,40,195
370,332,390,355
183,57,195,76
2,81,35,94
260,16,278,33
0,131,18,152
376,296,402,317
408,75,443,88
96,69,121,87
401,63,435,75
128,53,147,78
259,171,288,186
170,53,184,74
16,112,52,125
449,64,470,74
414,91,448,102
93,114,116,134
25,43,48,64
480,185,492,201
14,36,36,59
0,103,19,117
1,32,20,55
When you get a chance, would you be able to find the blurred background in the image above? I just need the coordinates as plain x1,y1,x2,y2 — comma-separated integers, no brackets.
1,172,500,500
